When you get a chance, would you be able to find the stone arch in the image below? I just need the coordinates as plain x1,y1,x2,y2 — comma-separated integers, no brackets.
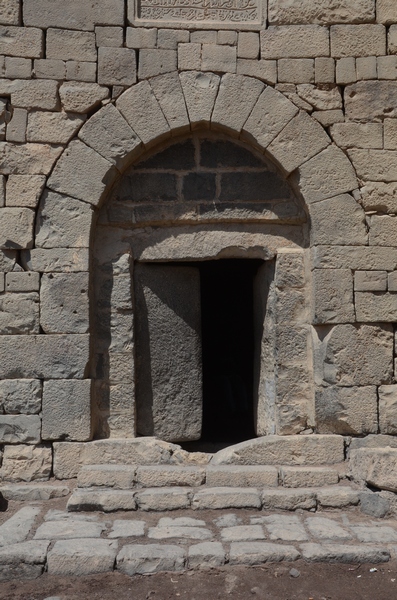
33,71,366,442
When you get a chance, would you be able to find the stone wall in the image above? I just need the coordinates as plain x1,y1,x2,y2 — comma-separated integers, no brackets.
1,0,397,481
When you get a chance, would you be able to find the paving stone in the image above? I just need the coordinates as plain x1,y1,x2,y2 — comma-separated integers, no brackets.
34,519,105,540
206,466,278,488
229,542,300,565
47,539,118,576
301,543,390,564
262,489,317,511
261,515,309,542
148,526,213,541
349,525,397,543
67,489,137,512
44,510,98,522
158,517,206,527
108,520,145,538
316,487,360,508
305,517,352,541
359,491,390,518
0,506,40,546
136,488,191,511
192,488,261,510
0,540,50,582
0,484,69,501
220,525,265,542
136,466,205,488
281,467,339,488
117,544,186,575
188,542,226,569
214,514,242,528
78,465,136,490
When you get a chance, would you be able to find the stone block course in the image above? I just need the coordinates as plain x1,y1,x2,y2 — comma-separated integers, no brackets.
126,28,157,49
34,59,65,80
356,56,378,79
40,272,89,334
278,59,314,84
336,58,357,84
23,0,124,30
355,292,397,322
309,194,367,246
237,32,259,59
330,25,386,58
313,269,355,324
379,385,397,434
377,0,397,24
0,415,41,444
236,59,277,84
0,444,51,482
201,44,237,73
117,544,185,575
261,26,329,59
0,378,42,414
66,61,97,82
48,539,117,576
98,47,137,85
315,385,378,435
268,0,375,25
0,26,43,58
5,57,31,79
157,29,189,49
59,81,109,114
47,29,96,62
0,0,20,26
178,43,201,71
355,270,387,291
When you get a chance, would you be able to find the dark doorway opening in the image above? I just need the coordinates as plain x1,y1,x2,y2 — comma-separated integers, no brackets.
199,259,262,444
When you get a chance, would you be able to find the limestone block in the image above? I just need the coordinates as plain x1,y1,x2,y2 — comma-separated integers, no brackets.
377,55,397,79
23,0,124,29
301,542,389,564
268,111,330,175
268,0,375,25
136,488,191,511
211,74,263,136
21,248,89,272
350,448,397,491
0,0,19,25
278,59,314,84
98,47,136,86
261,25,329,59
0,444,51,482
369,215,397,246
260,489,315,511
0,540,49,581
179,71,220,129
0,334,89,379
0,291,39,334
275,251,305,289
40,273,89,334
188,542,225,569
0,506,41,547
356,292,397,322
116,80,170,147
312,245,397,271
117,544,185,575
0,415,41,443
206,466,278,488
0,26,43,58
377,0,397,24
148,526,212,540
78,464,136,489
5,56,32,79
354,271,387,291
48,539,117,576
149,72,189,134
6,107,26,143
48,140,115,206
388,271,397,291
220,525,265,542
330,123,382,149
0,175,4,206
157,29,189,49
136,466,205,487
356,56,377,80
315,57,335,83
379,385,397,434
0,379,42,414
95,26,123,48
229,542,300,564
1,483,69,501
5,272,39,293
345,81,397,122
295,85,341,111
237,32,259,59
211,434,344,466
280,466,339,488
349,149,397,182
192,488,261,510
0,207,34,249
11,80,59,110
178,43,201,71
361,182,397,214
336,57,357,84
385,119,397,150
35,519,105,540
126,27,157,49
315,385,378,435
67,489,136,511
190,31,217,44
236,59,277,84
42,379,91,441
202,44,237,73
34,58,65,80
242,86,298,150
79,104,140,169
389,25,397,54
0,249,16,271
35,190,92,249
59,82,109,114
310,194,367,246
296,145,357,204
6,174,45,208
27,111,85,145
66,61,96,82
0,142,62,175
138,49,176,80
331,25,385,57
321,324,393,386
47,29,96,62
313,269,354,324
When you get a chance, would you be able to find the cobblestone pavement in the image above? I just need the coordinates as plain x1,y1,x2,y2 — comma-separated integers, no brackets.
0,503,396,581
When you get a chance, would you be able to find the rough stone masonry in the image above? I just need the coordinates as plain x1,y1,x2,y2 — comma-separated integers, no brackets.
1,0,397,515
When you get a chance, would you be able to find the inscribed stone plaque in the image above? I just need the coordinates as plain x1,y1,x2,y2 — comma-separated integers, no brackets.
134,263,202,442
129,0,265,30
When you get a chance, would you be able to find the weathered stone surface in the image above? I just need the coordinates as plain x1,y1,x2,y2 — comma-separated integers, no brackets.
262,515,308,542
117,544,185,575
136,488,191,511
351,525,397,543
27,111,85,145
201,44,236,73
0,334,89,379
301,543,389,564
0,415,41,444
108,520,145,538
330,122,383,149
296,84,342,111
135,264,202,442
0,540,49,582
11,80,59,110
137,466,205,487
22,248,89,272
229,542,300,564
35,519,105,540
0,142,62,175
212,435,344,466
0,444,51,482
98,47,136,86
369,215,397,246
0,507,41,546
268,0,375,25
23,0,124,29
220,525,265,542
47,28,96,61
59,82,109,114
262,489,316,511
350,448,397,492
188,542,226,569
211,74,263,135
67,489,136,512
206,466,278,488
313,269,354,324
6,174,46,208
312,246,397,271
138,49,176,80
354,270,387,292
0,379,42,414
0,292,39,334
305,517,352,541
0,0,20,25
316,486,360,508
42,379,91,442
349,149,397,182
40,273,89,334
379,385,397,434
78,465,136,489
0,207,34,249
5,272,40,293
331,25,386,58
179,71,220,128
359,491,390,518
319,324,393,386
261,26,329,59
148,526,212,541
0,26,43,58
355,292,397,322
192,488,261,510
79,104,141,169
0,483,69,501
281,467,339,488
47,539,118,576
315,386,378,435
150,72,189,134
236,58,277,83
345,81,397,122
310,194,367,246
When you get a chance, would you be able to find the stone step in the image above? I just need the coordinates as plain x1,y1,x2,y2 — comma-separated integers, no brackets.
0,483,70,502
67,484,360,513
76,463,343,490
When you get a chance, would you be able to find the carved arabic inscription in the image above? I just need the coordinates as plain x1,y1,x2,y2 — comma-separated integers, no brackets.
136,0,261,26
